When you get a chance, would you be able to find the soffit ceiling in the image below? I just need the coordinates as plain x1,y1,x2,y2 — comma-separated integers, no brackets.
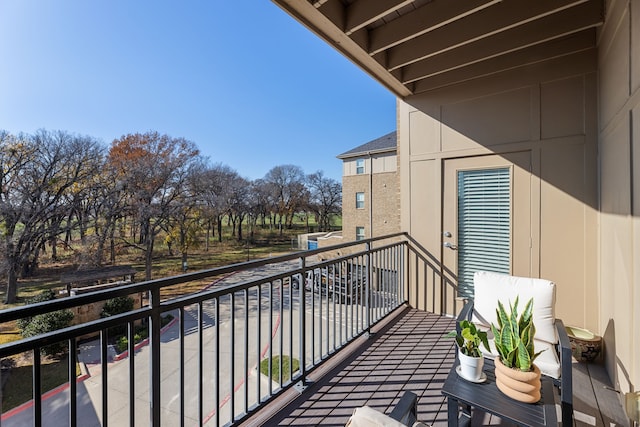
272,0,604,97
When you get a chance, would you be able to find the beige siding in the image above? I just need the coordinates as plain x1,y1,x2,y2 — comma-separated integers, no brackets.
597,0,640,393
342,153,397,177
399,54,598,335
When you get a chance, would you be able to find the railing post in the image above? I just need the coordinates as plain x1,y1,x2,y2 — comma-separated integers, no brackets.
69,338,78,427
365,242,371,336
149,287,161,426
296,255,308,392
402,242,407,305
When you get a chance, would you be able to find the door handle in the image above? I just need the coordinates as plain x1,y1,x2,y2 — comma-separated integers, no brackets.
444,242,458,250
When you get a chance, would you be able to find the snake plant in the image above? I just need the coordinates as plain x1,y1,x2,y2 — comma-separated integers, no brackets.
490,296,544,372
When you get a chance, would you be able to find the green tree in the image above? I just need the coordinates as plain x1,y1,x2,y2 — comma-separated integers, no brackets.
101,296,135,336
17,290,74,356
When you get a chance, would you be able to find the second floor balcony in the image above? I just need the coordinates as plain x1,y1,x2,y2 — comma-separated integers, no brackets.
0,234,628,426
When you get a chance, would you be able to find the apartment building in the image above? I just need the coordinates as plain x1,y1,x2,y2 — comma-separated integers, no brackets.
274,0,640,398
337,131,399,242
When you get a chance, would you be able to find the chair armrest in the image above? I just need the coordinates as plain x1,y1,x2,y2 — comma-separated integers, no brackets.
389,391,418,426
457,300,474,330
555,318,573,426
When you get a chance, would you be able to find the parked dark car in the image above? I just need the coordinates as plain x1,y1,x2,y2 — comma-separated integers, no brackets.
292,267,366,303
291,273,301,289
291,270,318,291
328,273,365,304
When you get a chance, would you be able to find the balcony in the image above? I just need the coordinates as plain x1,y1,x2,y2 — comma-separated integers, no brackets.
0,234,627,426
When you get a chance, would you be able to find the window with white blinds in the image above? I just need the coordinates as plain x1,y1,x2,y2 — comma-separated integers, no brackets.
457,168,511,297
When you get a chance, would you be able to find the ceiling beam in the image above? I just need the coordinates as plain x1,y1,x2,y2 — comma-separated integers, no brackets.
345,0,414,35
412,31,596,93
401,1,603,83
369,0,501,54
317,0,346,31
387,0,591,71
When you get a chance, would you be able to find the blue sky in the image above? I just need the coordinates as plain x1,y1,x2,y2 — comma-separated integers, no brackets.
0,1,396,181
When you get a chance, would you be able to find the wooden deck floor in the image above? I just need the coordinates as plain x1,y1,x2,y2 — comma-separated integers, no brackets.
243,307,629,427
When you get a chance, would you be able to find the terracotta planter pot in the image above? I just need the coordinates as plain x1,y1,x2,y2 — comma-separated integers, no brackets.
494,357,541,403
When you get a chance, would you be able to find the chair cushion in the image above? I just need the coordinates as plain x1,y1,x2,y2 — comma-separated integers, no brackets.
346,406,407,427
346,406,431,427
471,271,557,345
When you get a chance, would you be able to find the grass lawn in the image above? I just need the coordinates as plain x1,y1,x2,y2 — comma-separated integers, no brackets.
2,355,82,411
0,217,339,411
260,355,300,383
1,235,299,308
0,330,21,345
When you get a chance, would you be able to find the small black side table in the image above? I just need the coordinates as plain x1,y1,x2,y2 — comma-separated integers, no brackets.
441,359,557,427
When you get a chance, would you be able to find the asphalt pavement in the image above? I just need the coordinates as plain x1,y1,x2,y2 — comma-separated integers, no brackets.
1,260,304,427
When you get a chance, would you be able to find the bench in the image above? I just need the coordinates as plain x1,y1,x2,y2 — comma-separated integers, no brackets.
60,265,137,295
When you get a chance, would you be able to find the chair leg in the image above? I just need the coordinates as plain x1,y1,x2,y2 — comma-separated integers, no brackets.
389,391,418,425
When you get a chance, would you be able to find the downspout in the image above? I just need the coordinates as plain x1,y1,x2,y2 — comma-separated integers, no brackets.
368,151,373,240
367,151,373,335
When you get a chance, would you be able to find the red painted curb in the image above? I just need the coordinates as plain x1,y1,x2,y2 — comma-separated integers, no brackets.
1,373,91,421
113,315,179,361
112,272,235,362
1,271,248,421
203,285,283,424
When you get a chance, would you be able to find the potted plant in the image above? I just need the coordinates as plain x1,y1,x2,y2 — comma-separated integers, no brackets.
491,296,545,403
451,319,490,382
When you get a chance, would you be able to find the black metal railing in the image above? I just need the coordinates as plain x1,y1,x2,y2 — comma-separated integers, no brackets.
0,233,460,426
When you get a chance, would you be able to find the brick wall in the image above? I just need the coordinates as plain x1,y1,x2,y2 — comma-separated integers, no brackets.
342,171,399,241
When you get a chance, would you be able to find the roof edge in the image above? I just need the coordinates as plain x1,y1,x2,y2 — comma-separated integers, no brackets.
336,146,397,160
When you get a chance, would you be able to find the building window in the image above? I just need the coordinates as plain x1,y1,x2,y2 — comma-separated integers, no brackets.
356,159,365,174
356,192,365,209
356,226,365,241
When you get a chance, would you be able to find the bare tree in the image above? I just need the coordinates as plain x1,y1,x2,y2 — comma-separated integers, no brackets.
0,130,104,303
263,165,307,235
107,131,200,280
246,179,269,239
226,174,250,242
85,161,128,266
307,171,342,232
193,163,238,245
166,160,207,270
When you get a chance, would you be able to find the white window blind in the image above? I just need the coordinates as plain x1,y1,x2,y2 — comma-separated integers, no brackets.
457,168,511,297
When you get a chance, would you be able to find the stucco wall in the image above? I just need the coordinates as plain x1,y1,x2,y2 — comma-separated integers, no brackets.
597,0,640,393
399,50,599,337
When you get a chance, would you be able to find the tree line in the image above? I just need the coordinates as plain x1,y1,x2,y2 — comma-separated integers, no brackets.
0,129,342,304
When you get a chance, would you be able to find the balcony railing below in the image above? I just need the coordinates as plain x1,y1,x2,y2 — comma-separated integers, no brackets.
0,233,461,426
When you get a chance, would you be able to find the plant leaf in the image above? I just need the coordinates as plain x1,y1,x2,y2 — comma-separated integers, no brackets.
517,340,532,371
478,330,490,352
531,349,545,363
519,298,534,332
505,348,517,368
510,297,519,338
